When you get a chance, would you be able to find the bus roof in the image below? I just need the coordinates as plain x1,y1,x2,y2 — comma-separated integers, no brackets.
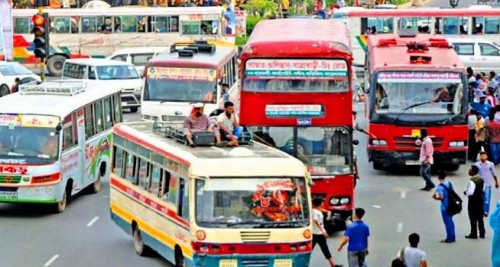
113,122,307,177
0,81,122,118
65,58,135,66
244,19,351,56
146,45,237,69
347,8,500,17
367,34,465,72
12,6,224,17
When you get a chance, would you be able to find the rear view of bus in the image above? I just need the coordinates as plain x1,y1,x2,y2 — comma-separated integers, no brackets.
365,32,468,170
0,81,122,212
141,41,238,122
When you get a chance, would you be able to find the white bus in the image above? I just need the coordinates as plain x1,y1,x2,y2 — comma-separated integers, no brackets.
141,41,239,122
0,81,122,212
110,121,313,266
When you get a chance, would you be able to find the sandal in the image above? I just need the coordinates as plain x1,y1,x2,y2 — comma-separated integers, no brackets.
189,143,196,148
439,239,455,243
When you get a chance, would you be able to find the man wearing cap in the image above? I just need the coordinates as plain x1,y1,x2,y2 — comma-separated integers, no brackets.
183,103,221,148
471,91,491,119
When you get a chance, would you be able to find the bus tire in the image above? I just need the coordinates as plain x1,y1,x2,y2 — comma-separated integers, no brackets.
175,246,186,267
54,183,70,213
446,164,460,172
373,162,384,170
90,164,105,194
133,224,151,256
0,84,9,96
46,55,67,77
130,107,139,113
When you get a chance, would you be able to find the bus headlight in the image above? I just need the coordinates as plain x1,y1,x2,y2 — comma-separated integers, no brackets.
340,197,350,205
449,141,465,147
371,139,387,146
330,197,340,205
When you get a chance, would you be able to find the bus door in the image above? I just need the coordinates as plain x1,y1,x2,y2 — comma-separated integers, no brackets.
76,108,86,186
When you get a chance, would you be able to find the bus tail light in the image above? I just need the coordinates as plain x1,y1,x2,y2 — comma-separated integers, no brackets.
31,173,60,184
192,242,220,254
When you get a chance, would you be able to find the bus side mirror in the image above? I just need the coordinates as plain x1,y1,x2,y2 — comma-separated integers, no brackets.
56,124,63,133
353,139,359,145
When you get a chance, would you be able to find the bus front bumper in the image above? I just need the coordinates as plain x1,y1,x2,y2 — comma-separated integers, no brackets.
193,252,311,267
368,150,466,167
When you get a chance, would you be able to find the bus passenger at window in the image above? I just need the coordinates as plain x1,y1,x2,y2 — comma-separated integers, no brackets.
222,83,230,103
43,135,59,157
184,103,221,147
201,24,208,35
218,101,243,147
115,24,122,33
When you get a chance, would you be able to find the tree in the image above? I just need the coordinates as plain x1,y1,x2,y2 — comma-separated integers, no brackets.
242,0,276,17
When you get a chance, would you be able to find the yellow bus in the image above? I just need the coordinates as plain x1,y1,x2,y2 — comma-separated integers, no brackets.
110,121,313,267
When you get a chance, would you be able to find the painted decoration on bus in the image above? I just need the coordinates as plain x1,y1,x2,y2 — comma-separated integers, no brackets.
83,135,111,179
265,104,324,118
251,179,304,222
235,11,247,36
245,59,348,80
179,14,219,21
377,72,462,83
147,67,217,82
0,114,60,128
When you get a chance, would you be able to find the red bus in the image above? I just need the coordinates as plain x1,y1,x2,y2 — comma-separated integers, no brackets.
364,33,468,171
239,19,355,232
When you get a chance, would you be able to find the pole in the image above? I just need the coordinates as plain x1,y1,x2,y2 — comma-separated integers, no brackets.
37,6,46,81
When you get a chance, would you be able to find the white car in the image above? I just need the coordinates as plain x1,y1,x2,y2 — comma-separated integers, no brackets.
448,38,500,73
106,47,167,77
0,62,40,97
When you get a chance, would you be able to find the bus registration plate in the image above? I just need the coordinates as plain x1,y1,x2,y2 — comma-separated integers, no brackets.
405,160,420,165
0,191,17,199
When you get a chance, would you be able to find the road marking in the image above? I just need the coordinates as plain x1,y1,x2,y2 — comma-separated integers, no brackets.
44,255,59,267
87,216,99,227
372,205,381,209
401,191,406,199
397,223,403,233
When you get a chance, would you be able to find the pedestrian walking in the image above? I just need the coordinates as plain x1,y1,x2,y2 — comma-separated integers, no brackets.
468,109,478,161
394,233,428,267
475,151,499,217
489,201,500,267
432,170,456,243
464,165,486,239
419,129,435,191
473,107,488,160
337,208,370,267
311,198,343,267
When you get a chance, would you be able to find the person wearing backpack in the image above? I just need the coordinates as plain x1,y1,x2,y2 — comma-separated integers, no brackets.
392,233,428,267
464,165,486,239
432,170,456,243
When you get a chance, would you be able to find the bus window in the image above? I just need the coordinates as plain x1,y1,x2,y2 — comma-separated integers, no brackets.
103,97,113,130
170,16,179,32
81,17,104,33
94,100,104,133
182,21,201,35
53,17,71,33
124,152,137,184
62,114,77,151
113,146,124,176
178,178,189,220
160,170,171,199
154,16,169,32
113,94,123,123
149,165,161,195
14,17,31,34
137,158,149,190
84,104,95,138
367,17,393,34
131,54,154,67
63,63,86,79
117,16,138,33
137,16,148,32
443,17,468,35
484,18,499,34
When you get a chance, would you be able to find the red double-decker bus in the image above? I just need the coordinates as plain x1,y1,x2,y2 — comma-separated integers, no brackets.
239,19,355,231
364,33,468,171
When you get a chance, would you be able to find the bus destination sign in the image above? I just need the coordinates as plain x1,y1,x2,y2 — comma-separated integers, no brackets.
245,59,348,80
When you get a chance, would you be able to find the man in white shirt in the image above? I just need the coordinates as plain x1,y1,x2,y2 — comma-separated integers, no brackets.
312,198,342,267
396,233,428,267
217,101,243,146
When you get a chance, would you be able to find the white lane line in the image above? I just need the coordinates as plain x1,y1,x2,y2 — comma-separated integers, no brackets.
397,223,404,233
401,191,407,199
87,216,99,227
372,205,381,209
43,254,59,267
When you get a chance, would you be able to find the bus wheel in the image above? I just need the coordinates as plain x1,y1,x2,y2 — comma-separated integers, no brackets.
130,107,139,113
46,55,67,77
55,190,67,213
175,246,186,267
133,225,151,256
90,174,102,194
373,162,384,171
0,85,9,96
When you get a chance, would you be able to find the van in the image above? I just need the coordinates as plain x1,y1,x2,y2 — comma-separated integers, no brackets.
447,38,500,73
106,47,167,77
61,58,143,112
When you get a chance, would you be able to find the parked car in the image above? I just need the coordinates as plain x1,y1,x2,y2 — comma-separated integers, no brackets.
106,47,167,77
0,62,40,96
61,58,143,112
448,38,500,73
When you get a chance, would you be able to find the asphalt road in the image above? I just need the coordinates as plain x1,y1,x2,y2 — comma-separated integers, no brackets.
0,104,497,267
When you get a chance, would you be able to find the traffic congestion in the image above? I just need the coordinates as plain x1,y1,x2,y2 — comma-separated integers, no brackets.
0,0,499,266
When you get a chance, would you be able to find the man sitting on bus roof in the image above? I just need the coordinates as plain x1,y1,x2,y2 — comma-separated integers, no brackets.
184,103,222,148
218,101,243,147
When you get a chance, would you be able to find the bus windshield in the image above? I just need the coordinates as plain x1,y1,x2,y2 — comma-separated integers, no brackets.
144,66,217,103
195,177,310,229
252,127,353,175
374,71,464,115
0,114,60,164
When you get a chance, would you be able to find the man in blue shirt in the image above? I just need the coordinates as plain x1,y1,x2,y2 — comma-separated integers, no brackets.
432,170,456,243
471,92,491,119
338,208,370,267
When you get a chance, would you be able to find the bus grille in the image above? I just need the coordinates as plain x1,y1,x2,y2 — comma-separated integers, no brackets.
0,175,21,184
394,137,444,148
240,231,271,243
241,258,270,267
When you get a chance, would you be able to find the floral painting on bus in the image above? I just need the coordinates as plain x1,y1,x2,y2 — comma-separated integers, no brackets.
84,134,111,180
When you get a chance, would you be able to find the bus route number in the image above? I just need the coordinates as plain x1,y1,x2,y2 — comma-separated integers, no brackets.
0,166,28,175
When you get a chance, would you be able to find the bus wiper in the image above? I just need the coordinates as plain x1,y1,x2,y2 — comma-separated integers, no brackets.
438,105,468,125
393,101,432,125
